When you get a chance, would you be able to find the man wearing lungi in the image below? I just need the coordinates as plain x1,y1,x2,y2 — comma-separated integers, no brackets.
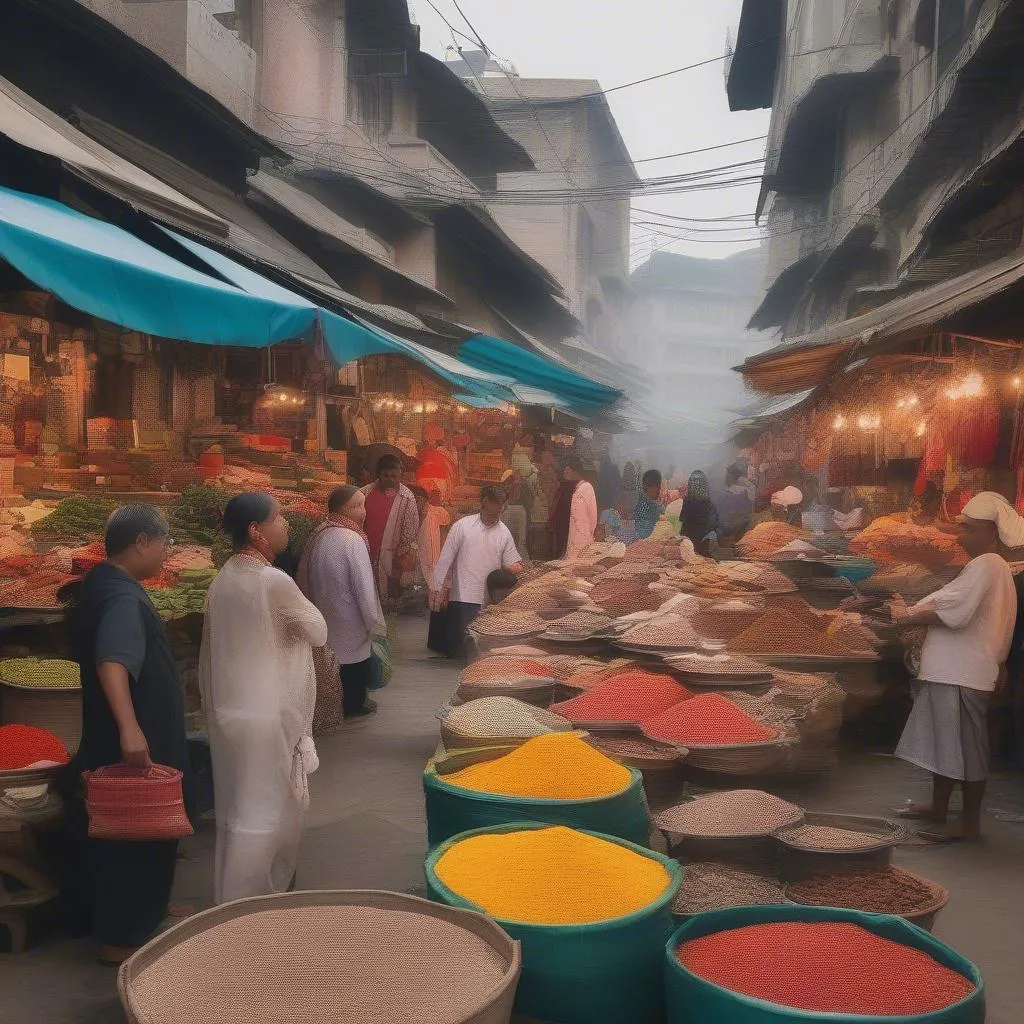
889,492,1021,841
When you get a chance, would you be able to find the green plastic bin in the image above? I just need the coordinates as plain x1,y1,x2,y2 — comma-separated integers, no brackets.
664,904,984,1024
427,822,682,1024
423,753,651,849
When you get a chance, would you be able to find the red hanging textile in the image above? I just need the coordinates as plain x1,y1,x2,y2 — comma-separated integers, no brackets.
949,398,999,467
1011,397,1024,469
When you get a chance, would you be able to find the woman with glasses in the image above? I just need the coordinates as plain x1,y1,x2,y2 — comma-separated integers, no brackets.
63,504,191,966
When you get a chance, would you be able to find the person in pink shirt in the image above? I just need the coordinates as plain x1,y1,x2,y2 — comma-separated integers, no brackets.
360,454,419,604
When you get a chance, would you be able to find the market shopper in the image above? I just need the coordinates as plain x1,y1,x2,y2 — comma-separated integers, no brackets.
63,504,192,966
889,491,1020,841
361,454,419,605
633,469,665,540
563,456,598,558
428,485,524,657
200,493,328,903
299,485,386,721
411,485,451,601
681,470,721,555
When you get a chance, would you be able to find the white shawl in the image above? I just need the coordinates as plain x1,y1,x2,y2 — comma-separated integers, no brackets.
199,556,328,904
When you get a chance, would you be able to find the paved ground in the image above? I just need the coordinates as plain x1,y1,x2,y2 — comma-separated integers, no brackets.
4,618,1024,1023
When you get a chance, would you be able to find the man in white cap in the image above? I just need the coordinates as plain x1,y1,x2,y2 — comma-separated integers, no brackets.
888,492,1021,841
769,485,804,526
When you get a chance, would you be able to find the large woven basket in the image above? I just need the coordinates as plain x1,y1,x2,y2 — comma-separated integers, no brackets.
0,679,82,756
651,735,792,776
118,890,522,1024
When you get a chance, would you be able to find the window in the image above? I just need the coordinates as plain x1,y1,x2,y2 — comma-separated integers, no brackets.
346,50,406,141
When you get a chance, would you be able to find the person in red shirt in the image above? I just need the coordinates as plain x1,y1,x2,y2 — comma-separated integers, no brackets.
360,454,419,604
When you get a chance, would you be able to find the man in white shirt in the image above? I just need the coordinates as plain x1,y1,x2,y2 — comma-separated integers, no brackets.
427,485,524,658
890,492,1020,841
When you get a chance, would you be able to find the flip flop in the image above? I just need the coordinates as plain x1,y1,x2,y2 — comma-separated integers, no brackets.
895,806,942,821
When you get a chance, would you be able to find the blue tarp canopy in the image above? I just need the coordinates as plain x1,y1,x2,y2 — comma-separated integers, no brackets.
0,185,317,346
0,186,606,411
457,334,622,413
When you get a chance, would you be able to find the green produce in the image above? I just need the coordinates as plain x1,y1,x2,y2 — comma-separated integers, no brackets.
0,657,81,689
31,496,116,540
146,568,217,620
168,485,228,545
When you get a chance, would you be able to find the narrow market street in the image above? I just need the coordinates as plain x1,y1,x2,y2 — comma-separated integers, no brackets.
2,618,1023,1024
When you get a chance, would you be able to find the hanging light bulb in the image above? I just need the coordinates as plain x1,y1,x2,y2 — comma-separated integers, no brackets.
1013,377,1022,390
916,420,927,437
907,395,919,407
961,372,984,397
832,414,847,430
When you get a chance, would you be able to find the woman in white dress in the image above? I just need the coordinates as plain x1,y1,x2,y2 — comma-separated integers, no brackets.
200,493,328,904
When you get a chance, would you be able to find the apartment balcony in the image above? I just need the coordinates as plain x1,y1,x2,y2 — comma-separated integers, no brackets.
386,137,481,198
75,0,257,126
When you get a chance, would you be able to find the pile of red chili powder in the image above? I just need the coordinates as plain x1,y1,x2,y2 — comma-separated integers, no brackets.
551,671,693,722
0,724,69,770
677,921,975,1015
643,693,776,745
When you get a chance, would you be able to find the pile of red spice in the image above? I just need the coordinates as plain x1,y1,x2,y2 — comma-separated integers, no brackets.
0,723,69,770
642,693,776,745
551,671,692,722
677,921,975,1016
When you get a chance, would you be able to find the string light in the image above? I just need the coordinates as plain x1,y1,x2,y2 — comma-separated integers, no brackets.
832,414,847,430
916,420,926,437
946,372,985,400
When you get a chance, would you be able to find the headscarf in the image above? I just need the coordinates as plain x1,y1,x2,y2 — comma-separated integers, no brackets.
960,492,1024,548
622,462,640,494
771,485,803,508
687,471,711,500
681,471,719,548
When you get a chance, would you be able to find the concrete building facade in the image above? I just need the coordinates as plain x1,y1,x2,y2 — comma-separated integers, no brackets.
448,53,638,364
61,0,573,347
728,0,1024,357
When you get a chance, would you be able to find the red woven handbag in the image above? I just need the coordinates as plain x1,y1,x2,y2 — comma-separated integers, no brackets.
82,763,194,842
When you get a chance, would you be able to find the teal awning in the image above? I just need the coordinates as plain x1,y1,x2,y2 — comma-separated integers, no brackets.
457,334,622,413
0,185,316,346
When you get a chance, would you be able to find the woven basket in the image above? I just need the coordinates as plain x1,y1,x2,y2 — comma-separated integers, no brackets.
118,890,522,1024
83,764,193,842
455,682,555,708
0,680,82,756
785,866,949,933
670,738,793,776
0,763,64,789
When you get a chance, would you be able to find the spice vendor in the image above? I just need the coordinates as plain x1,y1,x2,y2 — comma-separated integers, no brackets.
62,505,193,967
888,492,1021,841
428,484,524,658
562,456,598,559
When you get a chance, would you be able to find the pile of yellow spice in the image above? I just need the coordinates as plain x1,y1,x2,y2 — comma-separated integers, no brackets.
435,826,672,924
440,733,631,800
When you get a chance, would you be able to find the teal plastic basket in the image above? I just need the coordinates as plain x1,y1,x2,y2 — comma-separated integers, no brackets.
665,904,984,1024
427,821,683,1024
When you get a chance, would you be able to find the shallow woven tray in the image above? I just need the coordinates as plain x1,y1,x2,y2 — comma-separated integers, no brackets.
0,763,65,789
666,738,793,775
455,682,555,708
0,680,83,755
662,653,774,683
784,866,948,932
774,811,906,853
654,791,804,839
587,735,686,770
118,890,522,1024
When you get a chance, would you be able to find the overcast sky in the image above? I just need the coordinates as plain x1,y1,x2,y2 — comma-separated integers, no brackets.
409,0,770,264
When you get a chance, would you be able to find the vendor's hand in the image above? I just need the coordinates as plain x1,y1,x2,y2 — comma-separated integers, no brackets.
429,588,449,612
886,595,910,624
120,723,152,770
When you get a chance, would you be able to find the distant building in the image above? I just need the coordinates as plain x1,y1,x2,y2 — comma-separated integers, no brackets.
448,53,638,366
628,248,770,447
